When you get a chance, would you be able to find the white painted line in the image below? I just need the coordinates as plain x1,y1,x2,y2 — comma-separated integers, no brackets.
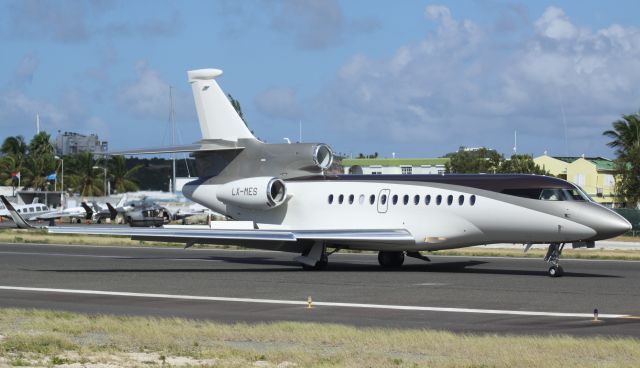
0,285,629,319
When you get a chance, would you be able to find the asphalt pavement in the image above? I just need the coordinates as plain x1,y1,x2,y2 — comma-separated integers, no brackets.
0,242,639,337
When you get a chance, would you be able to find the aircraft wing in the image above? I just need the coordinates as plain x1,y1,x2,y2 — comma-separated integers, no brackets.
2,195,415,248
46,226,415,246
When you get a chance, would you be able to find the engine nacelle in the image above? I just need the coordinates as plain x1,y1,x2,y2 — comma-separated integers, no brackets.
216,177,287,210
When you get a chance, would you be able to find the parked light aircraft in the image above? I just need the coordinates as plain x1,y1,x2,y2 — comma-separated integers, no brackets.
1,68,631,277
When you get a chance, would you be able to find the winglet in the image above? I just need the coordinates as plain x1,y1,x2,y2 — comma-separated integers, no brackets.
0,195,37,229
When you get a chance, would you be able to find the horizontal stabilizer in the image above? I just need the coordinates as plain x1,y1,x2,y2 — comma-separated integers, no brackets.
105,140,245,156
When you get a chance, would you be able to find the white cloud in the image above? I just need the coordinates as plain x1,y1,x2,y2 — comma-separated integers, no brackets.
319,5,640,156
215,0,379,49
4,0,182,43
254,87,303,120
116,61,194,121
12,52,39,87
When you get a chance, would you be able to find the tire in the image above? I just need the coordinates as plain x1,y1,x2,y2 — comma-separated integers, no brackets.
378,251,405,268
548,265,563,277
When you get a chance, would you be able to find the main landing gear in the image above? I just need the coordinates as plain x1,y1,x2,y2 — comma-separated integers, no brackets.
544,242,565,277
295,242,331,270
377,251,430,268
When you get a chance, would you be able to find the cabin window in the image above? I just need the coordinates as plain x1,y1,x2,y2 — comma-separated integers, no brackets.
381,194,387,205
414,194,420,205
425,195,431,205
369,194,375,205
470,195,476,206
17,209,21,213
458,195,464,205
338,194,344,204
29,207,35,213
348,194,355,204
359,194,365,204
328,194,334,204
391,194,398,205
403,195,409,205
36,206,42,211
436,195,442,205
447,195,453,206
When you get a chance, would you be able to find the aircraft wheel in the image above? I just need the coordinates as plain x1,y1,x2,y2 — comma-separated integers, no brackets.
548,265,563,277
76,218,81,224
378,251,405,268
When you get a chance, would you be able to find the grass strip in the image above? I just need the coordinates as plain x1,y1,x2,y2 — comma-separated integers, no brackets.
0,308,638,367
2,228,640,261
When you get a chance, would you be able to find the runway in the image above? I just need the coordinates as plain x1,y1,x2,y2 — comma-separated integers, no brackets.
0,242,639,337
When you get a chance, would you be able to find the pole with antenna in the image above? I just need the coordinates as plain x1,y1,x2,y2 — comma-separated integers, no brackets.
513,130,517,155
299,120,302,143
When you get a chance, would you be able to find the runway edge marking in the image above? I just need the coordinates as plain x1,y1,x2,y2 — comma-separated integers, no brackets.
0,286,631,319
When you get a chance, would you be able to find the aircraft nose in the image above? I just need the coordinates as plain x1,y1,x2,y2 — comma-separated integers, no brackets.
596,211,632,239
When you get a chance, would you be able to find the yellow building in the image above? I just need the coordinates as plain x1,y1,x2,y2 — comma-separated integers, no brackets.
533,155,619,207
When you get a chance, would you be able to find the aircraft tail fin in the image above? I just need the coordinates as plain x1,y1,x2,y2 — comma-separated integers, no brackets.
116,194,127,208
106,203,118,220
80,202,94,220
188,69,256,142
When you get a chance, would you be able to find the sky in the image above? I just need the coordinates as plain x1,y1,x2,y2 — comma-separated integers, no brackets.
1,0,640,159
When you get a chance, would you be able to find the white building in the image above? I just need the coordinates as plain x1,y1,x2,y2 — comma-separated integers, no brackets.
342,158,449,175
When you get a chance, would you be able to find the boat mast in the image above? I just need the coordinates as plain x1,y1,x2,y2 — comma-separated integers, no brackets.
170,86,176,194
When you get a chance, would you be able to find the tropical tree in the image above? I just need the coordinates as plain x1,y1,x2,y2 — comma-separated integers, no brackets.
108,155,143,193
445,148,504,173
1,135,28,158
499,154,549,175
23,132,55,190
67,152,103,196
603,112,640,207
0,135,29,187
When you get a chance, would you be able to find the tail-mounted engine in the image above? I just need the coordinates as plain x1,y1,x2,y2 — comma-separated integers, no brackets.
216,177,287,210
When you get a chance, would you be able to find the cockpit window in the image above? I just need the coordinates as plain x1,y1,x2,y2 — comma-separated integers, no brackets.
503,187,590,201
539,188,589,201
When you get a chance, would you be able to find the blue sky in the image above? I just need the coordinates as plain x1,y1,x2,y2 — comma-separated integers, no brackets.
1,0,639,159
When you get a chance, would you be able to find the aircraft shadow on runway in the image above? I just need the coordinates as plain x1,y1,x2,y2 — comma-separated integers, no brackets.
28,255,620,277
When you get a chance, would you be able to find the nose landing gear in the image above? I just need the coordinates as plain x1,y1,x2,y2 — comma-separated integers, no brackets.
544,242,565,277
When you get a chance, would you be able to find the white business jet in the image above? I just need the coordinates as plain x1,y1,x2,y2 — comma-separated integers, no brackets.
1,68,631,277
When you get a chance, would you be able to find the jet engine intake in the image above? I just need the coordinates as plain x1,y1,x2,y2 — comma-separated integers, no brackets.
216,177,287,210
313,144,334,170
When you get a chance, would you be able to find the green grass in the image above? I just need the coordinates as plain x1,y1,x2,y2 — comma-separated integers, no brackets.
0,308,638,367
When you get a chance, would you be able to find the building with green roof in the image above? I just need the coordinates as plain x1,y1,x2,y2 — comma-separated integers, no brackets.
534,155,620,207
342,157,450,175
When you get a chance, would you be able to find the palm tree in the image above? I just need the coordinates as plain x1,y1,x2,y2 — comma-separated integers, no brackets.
22,132,55,190
108,155,143,193
603,112,640,207
1,136,28,184
603,113,640,158
1,135,28,157
67,152,103,196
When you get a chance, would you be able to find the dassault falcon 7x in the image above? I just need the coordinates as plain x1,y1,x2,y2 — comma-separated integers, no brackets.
2,68,631,277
